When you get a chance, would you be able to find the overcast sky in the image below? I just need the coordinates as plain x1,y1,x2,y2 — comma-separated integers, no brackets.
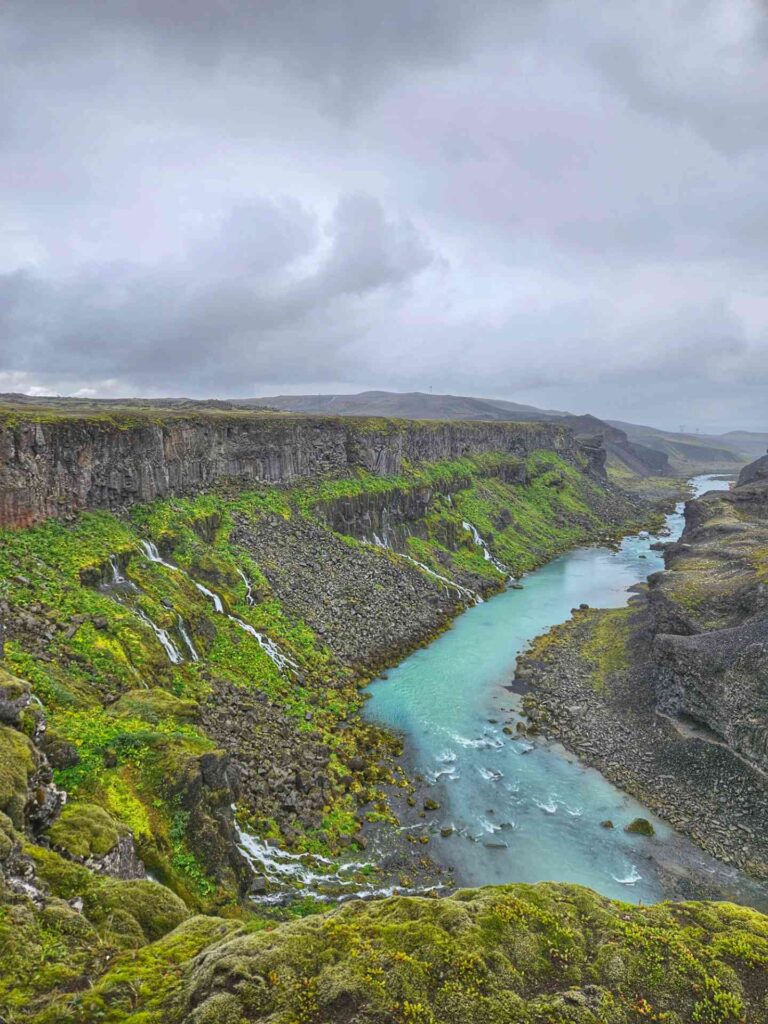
1,1,767,431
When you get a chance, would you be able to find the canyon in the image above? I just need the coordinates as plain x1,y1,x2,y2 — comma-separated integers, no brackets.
0,403,766,1022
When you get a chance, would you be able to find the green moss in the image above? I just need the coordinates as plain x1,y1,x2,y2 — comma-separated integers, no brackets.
27,843,189,946
34,882,768,1024
580,607,632,693
625,817,655,836
0,723,37,828
46,803,121,860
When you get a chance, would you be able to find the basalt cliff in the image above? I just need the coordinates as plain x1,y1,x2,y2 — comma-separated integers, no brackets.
0,409,603,529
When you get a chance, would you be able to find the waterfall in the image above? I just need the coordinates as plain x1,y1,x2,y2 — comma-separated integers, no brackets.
462,520,509,575
108,554,126,584
237,567,255,605
369,532,481,604
177,616,200,661
227,615,298,672
194,581,224,614
136,609,183,665
139,539,179,572
138,537,295,673
400,554,482,604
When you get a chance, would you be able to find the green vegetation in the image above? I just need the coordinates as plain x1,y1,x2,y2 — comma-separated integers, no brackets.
580,608,632,694
47,803,122,860
29,882,768,1024
606,457,690,506
625,817,655,837
0,723,37,828
1,437,764,1021
525,606,633,696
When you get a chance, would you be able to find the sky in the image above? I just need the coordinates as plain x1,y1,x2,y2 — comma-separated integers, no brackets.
1,1,767,432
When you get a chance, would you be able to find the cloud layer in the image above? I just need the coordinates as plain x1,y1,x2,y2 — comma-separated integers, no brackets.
1,0,766,429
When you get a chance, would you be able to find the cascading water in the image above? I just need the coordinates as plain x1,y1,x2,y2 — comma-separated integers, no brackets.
193,581,224,613
237,567,255,605
227,616,298,672
370,533,482,604
138,537,295,673
136,609,183,665
138,539,178,572
108,554,125,584
462,519,509,576
177,616,200,661
237,827,443,905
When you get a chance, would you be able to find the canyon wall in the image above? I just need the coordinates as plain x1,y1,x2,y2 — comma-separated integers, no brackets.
650,467,768,773
0,412,602,529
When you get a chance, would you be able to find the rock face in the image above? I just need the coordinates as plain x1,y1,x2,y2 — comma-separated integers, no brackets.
0,412,598,529
738,451,768,486
650,464,768,773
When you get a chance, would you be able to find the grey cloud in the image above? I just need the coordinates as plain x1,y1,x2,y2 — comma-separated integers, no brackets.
0,194,433,389
4,0,522,112
0,0,766,429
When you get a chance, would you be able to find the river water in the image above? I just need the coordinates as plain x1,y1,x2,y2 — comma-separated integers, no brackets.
364,475,768,906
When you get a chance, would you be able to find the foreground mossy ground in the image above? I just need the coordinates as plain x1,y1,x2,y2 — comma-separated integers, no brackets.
26,882,768,1024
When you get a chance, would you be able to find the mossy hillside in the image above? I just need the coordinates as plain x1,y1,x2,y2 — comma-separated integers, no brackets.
37,883,768,1024
0,492,369,899
300,449,648,588
0,449,644,904
452,451,649,576
606,457,690,506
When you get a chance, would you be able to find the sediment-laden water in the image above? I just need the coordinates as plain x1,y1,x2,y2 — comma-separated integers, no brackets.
365,476,767,906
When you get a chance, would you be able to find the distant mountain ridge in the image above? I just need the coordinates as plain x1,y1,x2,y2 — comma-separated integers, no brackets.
246,390,566,421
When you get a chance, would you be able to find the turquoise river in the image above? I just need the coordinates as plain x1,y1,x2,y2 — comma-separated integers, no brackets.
365,475,768,907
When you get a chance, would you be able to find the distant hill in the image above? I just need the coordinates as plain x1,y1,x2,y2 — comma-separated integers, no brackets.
248,390,565,421
256,391,760,479
607,420,749,475
720,431,768,459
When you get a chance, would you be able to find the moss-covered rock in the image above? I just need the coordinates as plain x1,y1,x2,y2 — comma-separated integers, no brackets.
27,843,189,945
0,722,37,828
36,882,768,1024
46,802,122,859
625,817,655,836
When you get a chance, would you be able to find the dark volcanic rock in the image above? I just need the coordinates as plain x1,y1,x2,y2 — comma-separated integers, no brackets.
738,451,768,487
